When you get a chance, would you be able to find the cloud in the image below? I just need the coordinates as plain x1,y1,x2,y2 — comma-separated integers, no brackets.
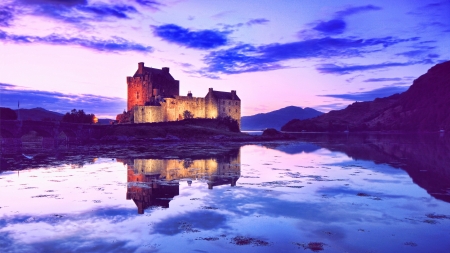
246,18,269,26
17,0,87,5
363,78,402,82
211,10,234,19
0,6,14,27
313,102,348,112
316,60,432,75
396,50,440,59
0,83,126,118
334,4,382,18
134,0,163,10
0,30,152,52
75,4,138,19
14,0,139,25
318,85,409,101
152,24,229,49
313,19,346,34
306,5,381,36
203,36,419,74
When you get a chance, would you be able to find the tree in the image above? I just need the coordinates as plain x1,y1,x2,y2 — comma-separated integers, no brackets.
62,109,96,123
183,110,194,119
0,107,17,120
219,116,240,132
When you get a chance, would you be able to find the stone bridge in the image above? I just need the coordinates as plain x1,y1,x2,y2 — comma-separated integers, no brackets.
0,120,105,151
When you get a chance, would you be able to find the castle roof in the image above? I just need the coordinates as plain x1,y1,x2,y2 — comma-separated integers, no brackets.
133,67,175,81
212,91,241,101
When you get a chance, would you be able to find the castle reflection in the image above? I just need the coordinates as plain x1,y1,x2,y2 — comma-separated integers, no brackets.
124,151,240,214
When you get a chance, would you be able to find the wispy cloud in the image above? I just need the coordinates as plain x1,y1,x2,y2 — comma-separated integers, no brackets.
75,4,138,19
13,0,140,25
0,83,125,117
318,85,409,101
313,19,346,34
334,5,382,18
152,24,229,50
246,18,269,26
306,5,382,36
313,102,348,112
316,60,432,75
203,36,419,75
363,77,402,82
396,50,440,59
134,0,163,11
17,0,87,5
0,6,14,27
0,30,153,52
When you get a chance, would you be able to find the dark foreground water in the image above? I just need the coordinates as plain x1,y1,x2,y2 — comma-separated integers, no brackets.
1,134,450,252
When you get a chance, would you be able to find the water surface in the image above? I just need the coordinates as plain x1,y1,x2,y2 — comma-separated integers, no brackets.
1,134,449,252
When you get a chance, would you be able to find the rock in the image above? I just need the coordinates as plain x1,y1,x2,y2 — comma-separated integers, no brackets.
262,128,281,136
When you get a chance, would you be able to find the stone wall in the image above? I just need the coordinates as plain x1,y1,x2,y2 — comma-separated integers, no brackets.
205,91,219,119
217,99,241,127
127,76,152,111
163,95,206,121
133,105,163,123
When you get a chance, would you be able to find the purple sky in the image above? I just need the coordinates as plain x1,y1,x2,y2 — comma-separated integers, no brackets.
0,0,448,118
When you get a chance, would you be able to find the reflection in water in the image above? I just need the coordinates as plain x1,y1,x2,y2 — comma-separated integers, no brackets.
265,134,450,203
123,151,240,214
1,135,450,252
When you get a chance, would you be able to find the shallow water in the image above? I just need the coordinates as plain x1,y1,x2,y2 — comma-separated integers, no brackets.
1,134,450,252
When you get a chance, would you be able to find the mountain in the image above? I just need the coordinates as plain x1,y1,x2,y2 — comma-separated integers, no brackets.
241,106,323,130
13,107,113,124
15,107,63,121
282,61,450,132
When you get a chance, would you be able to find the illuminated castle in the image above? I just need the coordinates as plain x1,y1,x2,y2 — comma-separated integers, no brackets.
126,62,241,127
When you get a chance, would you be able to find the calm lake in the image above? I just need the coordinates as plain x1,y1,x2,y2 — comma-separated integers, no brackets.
1,134,449,252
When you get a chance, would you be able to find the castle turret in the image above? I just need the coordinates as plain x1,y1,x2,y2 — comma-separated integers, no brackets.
138,62,144,74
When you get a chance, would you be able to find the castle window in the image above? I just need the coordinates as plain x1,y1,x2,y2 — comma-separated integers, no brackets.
236,109,238,113
136,92,139,99
229,109,231,113
229,101,231,105
235,102,238,105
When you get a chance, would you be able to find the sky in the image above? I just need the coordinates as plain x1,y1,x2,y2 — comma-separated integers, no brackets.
0,0,449,118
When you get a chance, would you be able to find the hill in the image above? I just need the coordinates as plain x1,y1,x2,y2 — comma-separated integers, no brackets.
282,61,450,132
241,106,323,130
13,107,113,124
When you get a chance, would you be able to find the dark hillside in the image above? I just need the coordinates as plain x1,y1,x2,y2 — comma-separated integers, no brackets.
282,61,450,132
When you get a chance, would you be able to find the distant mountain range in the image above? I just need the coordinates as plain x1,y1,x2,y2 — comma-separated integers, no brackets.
14,107,113,125
241,106,323,130
282,60,450,132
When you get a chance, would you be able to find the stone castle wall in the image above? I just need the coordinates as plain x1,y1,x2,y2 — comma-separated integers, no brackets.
163,96,206,121
127,76,151,111
134,106,163,123
217,98,241,126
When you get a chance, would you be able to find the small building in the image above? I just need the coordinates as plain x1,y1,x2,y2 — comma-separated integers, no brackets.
126,62,241,127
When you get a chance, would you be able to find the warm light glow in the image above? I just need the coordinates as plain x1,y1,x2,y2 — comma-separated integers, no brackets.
93,116,98,124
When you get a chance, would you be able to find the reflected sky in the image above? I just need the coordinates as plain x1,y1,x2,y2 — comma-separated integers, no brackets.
1,136,450,252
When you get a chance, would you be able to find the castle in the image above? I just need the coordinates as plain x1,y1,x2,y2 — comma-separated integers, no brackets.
126,62,241,127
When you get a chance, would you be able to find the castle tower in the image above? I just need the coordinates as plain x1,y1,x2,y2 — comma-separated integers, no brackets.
126,62,180,111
